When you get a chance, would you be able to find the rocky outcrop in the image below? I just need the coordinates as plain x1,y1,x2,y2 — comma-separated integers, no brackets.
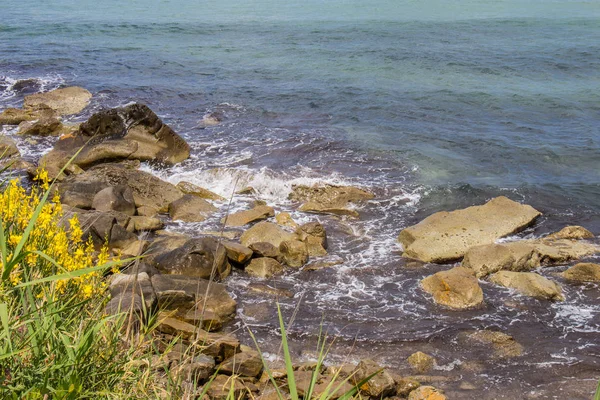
290,184,374,217
240,222,297,248
168,194,217,222
222,205,274,227
0,107,40,126
176,181,225,201
562,263,600,282
92,185,136,215
546,225,594,240
17,116,77,137
488,271,564,301
23,86,92,116
38,103,190,179
421,267,484,309
151,237,230,281
398,197,541,263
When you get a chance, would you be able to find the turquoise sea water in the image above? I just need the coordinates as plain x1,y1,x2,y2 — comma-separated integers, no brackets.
2,1,600,398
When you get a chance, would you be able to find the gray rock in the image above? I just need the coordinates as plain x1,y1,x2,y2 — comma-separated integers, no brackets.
169,194,217,222
92,185,136,216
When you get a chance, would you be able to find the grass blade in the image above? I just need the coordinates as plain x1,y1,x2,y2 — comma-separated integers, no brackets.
277,303,297,400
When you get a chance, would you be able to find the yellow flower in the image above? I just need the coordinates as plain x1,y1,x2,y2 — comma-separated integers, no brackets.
33,168,50,190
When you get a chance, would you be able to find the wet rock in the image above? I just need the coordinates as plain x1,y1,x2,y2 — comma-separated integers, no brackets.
55,163,184,211
275,212,299,228
151,274,237,319
502,241,541,271
245,257,284,278
407,352,435,374
17,115,75,136
247,283,293,298
92,185,136,216
462,243,515,278
290,184,374,218
296,222,328,257
562,263,600,282
421,267,484,310
236,186,255,195
489,271,564,301
222,205,275,227
168,194,217,222
0,107,39,125
201,111,224,126
240,221,297,248
219,348,263,378
352,359,396,398
459,330,524,358
278,240,309,268
408,386,446,400
249,242,280,258
0,136,20,158
221,240,253,264
532,239,599,264
304,258,344,271
398,196,541,263
176,181,225,201
152,237,230,280
23,86,92,116
546,225,594,240
396,378,421,397
126,215,164,232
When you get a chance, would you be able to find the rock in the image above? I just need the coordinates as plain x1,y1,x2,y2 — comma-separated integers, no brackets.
398,196,541,263
245,258,284,278
63,207,138,250
249,242,280,258
236,186,255,195
240,222,297,248
176,181,225,201
196,331,241,362
55,163,184,211
290,184,374,218
221,240,253,264
296,222,328,257
38,103,190,178
126,216,164,232
247,283,293,298
275,212,298,228
201,111,224,126
562,263,600,282
299,202,360,218
17,116,75,136
407,352,435,374
0,136,20,158
351,359,396,398
169,194,217,222
151,274,237,319
222,205,275,227
174,354,215,383
407,386,446,400
203,374,249,400
489,271,564,301
23,86,92,116
421,267,484,310
183,308,223,332
104,292,145,316
303,258,344,271
92,185,136,216
0,107,39,125
219,349,263,378
278,240,309,268
459,330,524,358
502,241,541,271
462,244,517,278
533,239,599,264
396,378,421,397
152,237,230,281
546,226,594,240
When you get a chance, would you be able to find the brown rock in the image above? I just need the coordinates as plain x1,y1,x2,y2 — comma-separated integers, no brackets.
398,196,541,263
240,222,297,248
176,181,225,201
92,185,136,216
351,359,396,398
169,194,217,222
407,352,435,374
126,216,164,232
462,243,515,278
0,107,38,125
421,267,484,310
247,283,293,298
279,240,309,268
396,378,421,397
222,240,253,264
0,136,20,158
249,242,280,258
407,386,446,400
222,205,275,227
562,263,600,282
183,308,223,332
276,212,299,228
546,226,594,240
459,330,524,358
219,349,263,378
533,239,599,264
203,374,249,400
245,258,284,278
23,86,92,116
489,271,564,301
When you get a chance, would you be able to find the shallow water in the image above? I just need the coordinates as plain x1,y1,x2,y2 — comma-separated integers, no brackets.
2,1,600,398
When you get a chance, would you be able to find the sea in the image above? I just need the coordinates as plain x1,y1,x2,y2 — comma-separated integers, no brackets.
1,1,600,398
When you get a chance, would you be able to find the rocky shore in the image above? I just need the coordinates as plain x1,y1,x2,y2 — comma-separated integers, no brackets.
1,86,599,399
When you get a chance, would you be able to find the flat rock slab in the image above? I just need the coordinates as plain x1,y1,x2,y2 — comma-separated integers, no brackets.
222,205,274,227
421,266,484,310
488,271,564,301
399,196,541,263
24,86,92,116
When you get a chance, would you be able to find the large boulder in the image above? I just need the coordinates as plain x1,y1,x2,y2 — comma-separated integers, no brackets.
221,205,274,227
421,267,484,310
290,184,374,217
488,271,564,301
23,86,92,116
56,163,184,213
398,197,541,263
151,237,230,281
562,263,600,282
532,239,599,264
240,221,297,248
168,194,217,222
38,103,190,179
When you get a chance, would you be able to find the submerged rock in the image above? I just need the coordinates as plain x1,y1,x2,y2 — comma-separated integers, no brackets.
562,263,600,282
290,184,374,217
488,271,564,301
407,352,435,374
458,330,524,359
23,86,92,116
398,196,541,263
421,267,484,310
546,225,594,240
